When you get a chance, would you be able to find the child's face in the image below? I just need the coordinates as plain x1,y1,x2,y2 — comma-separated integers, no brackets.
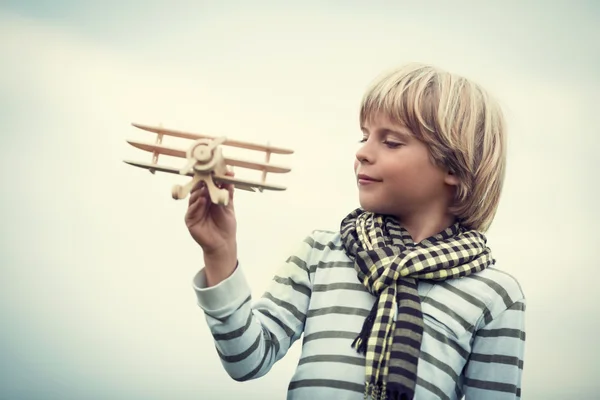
354,112,457,219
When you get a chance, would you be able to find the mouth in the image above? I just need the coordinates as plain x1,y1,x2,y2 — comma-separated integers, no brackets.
357,174,381,184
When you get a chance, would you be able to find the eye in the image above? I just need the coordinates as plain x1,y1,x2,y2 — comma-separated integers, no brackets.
358,138,367,143
384,140,403,149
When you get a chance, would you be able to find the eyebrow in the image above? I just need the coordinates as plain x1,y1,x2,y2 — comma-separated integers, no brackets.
361,127,413,141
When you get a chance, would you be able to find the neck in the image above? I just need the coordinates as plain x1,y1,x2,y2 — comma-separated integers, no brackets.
397,208,456,243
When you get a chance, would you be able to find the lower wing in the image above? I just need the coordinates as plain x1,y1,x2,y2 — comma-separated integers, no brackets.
123,160,286,192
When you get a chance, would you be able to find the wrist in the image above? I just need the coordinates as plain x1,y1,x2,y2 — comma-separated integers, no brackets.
203,252,237,269
203,246,238,287
203,243,236,263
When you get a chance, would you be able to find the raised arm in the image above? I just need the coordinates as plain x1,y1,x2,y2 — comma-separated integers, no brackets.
192,233,316,381
462,297,526,399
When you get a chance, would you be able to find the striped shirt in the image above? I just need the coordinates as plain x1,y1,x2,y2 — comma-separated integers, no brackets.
193,229,526,399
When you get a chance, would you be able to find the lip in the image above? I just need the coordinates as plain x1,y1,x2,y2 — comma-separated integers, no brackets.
357,174,381,184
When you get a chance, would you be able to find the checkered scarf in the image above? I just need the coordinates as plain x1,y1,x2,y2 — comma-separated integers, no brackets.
340,208,494,400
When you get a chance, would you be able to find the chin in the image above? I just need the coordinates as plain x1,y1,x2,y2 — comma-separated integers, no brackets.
358,197,393,216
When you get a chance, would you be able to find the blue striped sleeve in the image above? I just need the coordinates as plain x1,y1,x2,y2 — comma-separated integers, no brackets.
462,297,526,399
192,234,315,381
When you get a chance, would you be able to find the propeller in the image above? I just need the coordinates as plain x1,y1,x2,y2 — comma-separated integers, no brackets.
179,136,227,175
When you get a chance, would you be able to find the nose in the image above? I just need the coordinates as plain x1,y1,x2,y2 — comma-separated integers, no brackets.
355,139,374,164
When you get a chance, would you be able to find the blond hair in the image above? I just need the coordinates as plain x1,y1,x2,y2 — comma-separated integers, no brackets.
360,63,506,232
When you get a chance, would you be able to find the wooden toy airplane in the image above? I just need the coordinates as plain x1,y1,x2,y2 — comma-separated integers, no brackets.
123,123,294,206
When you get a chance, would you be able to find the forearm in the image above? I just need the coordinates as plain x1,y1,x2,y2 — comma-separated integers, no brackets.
203,246,238,287
193,233,316,381
194,265,283,381
194,260,310,382
209,296,283,380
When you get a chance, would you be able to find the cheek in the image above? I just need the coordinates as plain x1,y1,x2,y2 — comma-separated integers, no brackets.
383,156,441,192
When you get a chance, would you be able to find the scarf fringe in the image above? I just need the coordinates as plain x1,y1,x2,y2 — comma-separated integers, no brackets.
364,382,411,400
352,300,379,354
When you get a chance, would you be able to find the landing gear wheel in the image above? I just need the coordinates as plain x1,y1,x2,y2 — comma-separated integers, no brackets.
171,184,183,199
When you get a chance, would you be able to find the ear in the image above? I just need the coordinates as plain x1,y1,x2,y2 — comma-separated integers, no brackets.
444,170,460,186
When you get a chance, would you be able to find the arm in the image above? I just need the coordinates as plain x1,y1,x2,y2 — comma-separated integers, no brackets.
462,298,526,399
191,233,315,381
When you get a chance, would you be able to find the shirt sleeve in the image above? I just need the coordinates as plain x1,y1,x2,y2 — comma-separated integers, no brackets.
462,297,526,399
191,233,315,382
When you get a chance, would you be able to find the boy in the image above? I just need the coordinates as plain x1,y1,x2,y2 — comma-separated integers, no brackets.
185,63,526,399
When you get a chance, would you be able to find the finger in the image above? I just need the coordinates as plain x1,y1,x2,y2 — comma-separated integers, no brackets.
188,186,208,214
190,179,206,195
189,187,205,207
186,191,208,222
189,181,207,205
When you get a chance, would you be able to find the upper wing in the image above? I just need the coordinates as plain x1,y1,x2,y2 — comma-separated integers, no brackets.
131,123,294,154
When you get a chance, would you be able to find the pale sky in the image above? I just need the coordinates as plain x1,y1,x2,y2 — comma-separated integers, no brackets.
1,1,599,399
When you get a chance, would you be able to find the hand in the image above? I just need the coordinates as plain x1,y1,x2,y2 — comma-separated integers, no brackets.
185,170,237,257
